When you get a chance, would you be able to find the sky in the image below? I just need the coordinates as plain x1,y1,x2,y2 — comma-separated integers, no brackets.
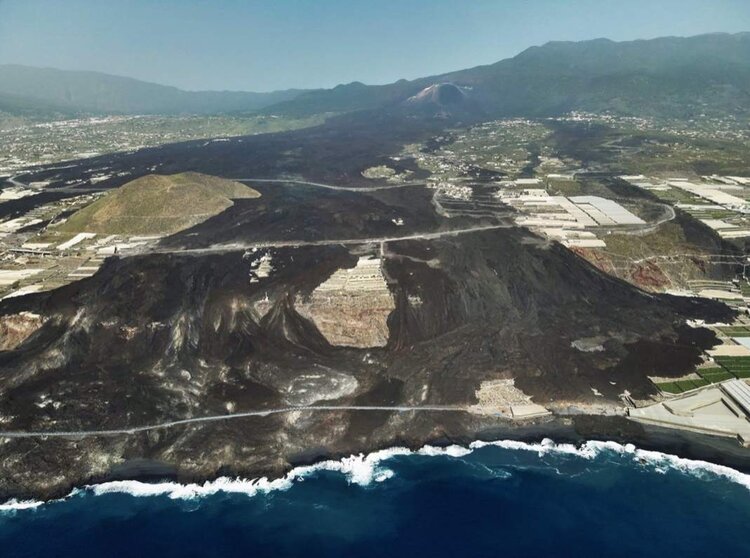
1,0,749,92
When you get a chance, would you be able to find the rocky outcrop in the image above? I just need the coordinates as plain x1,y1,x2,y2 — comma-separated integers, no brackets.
0,311,45,351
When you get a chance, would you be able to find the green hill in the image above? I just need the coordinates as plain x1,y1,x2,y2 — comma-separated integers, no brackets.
58,172,260,235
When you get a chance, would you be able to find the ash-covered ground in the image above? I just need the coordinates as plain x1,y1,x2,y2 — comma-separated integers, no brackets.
0,111,736,500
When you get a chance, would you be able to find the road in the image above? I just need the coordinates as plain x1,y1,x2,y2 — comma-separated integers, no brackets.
600,202,676,237
5,176,423,196
0,405,468,439
5,175,105,194
6,176,28,189
233,178,428,192
129,223,513,257
604,252,745,265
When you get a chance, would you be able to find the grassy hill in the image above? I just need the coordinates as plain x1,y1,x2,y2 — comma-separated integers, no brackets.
58,172,260,235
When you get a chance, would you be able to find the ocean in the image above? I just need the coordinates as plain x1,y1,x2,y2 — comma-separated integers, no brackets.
1,439,749,557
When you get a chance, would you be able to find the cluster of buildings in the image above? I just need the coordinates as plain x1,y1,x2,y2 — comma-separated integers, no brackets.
631,378,750,447
496,178,644,248
621,174,750,239
632,318,750,447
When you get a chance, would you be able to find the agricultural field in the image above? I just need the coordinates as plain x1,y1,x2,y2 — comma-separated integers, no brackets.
654,358,750,394
406,118,557,181
549,112,750,177
717,326,750,336
713,356,750,378
697,367,735,383
656,378,710,394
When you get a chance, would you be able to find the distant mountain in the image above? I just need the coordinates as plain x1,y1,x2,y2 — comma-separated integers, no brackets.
0,91,77,119
0,65,307,115
267,32,750,119
401,83,484,119
4,33,749,121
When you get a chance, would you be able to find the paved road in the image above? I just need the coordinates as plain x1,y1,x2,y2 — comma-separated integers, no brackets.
600,202,676,237
6,176,422,195
604,252,745,265
129,223,512,257
6,176,28,189
233,178,427,192
5,175,105,194
0,405,468,439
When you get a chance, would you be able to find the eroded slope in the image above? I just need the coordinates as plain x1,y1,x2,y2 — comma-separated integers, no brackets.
0,225,731,499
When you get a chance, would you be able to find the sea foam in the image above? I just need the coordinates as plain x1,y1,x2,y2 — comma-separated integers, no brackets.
2,439,749,512
470,438,750,490
0,499,44,512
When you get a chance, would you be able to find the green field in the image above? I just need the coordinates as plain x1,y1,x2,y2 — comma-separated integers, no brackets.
654,363,745,394
697,367,735,383
656,378,711,394
685,208,736,220
717,326,750,336
650,187,702,205
714,356,750,378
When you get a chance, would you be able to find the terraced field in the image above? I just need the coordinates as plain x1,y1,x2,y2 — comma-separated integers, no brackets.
655,358,750,394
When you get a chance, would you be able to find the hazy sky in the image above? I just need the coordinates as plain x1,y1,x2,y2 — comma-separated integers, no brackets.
1,0,749,92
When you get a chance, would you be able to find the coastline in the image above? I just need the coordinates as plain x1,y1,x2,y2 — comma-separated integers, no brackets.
3,414,750,508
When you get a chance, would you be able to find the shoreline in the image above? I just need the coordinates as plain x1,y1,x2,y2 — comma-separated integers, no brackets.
2,414,750,508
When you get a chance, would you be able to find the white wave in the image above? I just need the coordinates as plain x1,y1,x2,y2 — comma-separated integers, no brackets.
631,447,750,490
0,498,44,511
92,476,294,500
91,446,414,501
469,437,593,457
417,444,473,458
470,438,750,490
288,446,413,487
3,438,750,512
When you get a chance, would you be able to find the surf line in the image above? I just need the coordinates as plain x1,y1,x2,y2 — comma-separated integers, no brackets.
2,438,750,513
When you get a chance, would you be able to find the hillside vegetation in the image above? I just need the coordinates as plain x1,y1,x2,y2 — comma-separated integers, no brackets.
268,32,750,119
58,172,260,235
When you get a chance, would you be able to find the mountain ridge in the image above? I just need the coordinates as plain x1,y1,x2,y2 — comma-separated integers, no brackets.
264,32,750,119
2,32,749,120
0,64,308,115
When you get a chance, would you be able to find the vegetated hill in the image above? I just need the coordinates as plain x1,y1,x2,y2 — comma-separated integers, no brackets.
0,91,77,118
0,65,307,115
267,32,750,119
0,91,80,129
57,172,260,235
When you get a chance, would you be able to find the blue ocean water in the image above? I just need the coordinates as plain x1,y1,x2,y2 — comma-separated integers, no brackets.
1,439,750,558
